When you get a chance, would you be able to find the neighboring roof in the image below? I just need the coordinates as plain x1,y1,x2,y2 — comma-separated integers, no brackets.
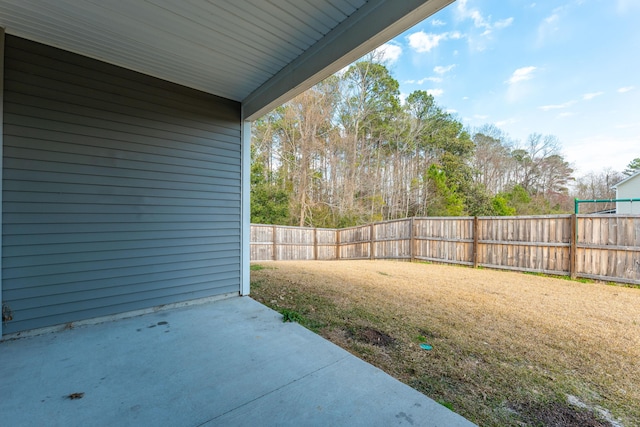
612,170,640,189
0,0,453,120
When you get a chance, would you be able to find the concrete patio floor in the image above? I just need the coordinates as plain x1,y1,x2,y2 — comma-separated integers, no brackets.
0,296,475,426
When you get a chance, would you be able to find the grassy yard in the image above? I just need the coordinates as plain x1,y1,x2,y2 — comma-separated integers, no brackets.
250,260,640,427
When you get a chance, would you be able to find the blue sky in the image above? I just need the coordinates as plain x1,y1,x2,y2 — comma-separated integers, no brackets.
372,0,639,176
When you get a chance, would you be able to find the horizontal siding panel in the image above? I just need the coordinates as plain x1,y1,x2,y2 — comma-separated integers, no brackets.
3,96,240,147
4,160,239,190
5,146,240,179
14,272,240,312
4,170,238,194
2,36,242,334
4,110,240,155
4,98,241,147
5,37,243,118
4,202,239,215
4,213,239,224
6,135,240,173
5,247,240,282
3,229,240,247
10,283,240,333
5,257,240,300
6,69,242,138
3,182,241,202
3,191,240,208
4,222,240,236
3,235,238,260
4,250,240,289
5,121,240,160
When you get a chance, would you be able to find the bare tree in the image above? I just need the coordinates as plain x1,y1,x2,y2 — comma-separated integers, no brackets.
573,168,625,213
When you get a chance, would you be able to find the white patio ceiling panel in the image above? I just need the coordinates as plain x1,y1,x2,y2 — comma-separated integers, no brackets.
0,0,453,119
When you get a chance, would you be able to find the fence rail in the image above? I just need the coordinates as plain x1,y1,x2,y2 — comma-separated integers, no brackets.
251,214,640,285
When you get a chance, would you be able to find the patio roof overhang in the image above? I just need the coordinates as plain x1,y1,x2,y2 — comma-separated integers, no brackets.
0,0,453,120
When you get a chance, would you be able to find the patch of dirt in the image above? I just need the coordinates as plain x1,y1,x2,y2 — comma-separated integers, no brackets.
418,328,442,340
513,401,612,427
350,327,395,347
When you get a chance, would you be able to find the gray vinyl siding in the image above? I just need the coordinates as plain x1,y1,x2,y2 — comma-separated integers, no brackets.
2,36,242,334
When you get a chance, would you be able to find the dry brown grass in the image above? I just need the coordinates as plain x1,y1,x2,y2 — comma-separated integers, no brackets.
250,260,640,426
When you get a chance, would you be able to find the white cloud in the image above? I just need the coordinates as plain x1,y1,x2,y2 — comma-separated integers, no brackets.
494,17,514,30
427,88,444,97
537,12,560,42
431,19,446,27
538,100,576,111
434,64,456,75
536,3,572,47
462,96,470,100
407,32,444,53
473,114,489,120
446,108,458,114
618,86,635,93
545,13,560,25
582,92,604,100
506,66,537,85
537,3,586,46
456,0,513,35
404,76,443,85
557,111,576,118
407,30,462,53
456,0,486,28
373,42,402,64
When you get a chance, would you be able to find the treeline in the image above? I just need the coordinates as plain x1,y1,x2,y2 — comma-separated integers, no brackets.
572,168,630,214
251,58,623,227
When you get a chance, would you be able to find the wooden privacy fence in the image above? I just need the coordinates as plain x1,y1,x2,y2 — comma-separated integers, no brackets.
250,214,640,285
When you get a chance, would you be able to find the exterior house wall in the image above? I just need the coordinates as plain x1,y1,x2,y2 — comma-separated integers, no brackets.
615,172,640,214
2,36,242,334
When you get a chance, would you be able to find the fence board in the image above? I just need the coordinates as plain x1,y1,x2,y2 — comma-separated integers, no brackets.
413,217,473,264
475,216,572,273
339,225,372,259
573,215,640,284
316,228,337,260
250,215,640,285
250,225,274,261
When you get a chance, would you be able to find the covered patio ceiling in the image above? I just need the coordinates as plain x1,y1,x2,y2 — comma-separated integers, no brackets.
0,0,454,120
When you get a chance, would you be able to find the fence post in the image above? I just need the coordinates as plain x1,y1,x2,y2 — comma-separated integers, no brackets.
410,217,415,262
314,227,318,261
272,225,277,261
370,223,375,260
570,214,577,279
473,216,479,268
336,229,341,260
